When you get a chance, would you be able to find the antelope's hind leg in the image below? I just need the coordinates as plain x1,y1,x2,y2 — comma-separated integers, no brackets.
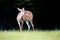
30,20,34,30
25,20,30,31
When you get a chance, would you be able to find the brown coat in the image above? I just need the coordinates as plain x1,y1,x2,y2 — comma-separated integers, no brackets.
21,11,33,21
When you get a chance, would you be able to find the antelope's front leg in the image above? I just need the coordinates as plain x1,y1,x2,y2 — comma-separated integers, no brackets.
17,20,22,31
21,21,24,29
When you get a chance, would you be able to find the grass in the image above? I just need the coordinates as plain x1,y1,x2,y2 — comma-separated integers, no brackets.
0,30,60,40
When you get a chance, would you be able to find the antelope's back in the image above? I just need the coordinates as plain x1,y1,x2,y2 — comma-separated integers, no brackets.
22,11,33,21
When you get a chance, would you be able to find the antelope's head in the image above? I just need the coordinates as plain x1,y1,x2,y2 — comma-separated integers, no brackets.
17,7,25,15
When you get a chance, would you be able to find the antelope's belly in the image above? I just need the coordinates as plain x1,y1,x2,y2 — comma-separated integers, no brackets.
21,15,30,21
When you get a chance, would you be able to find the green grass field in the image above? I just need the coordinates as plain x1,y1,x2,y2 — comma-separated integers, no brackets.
0,30,60,40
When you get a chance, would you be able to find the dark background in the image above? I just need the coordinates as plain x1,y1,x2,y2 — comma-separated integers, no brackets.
0,0,60,30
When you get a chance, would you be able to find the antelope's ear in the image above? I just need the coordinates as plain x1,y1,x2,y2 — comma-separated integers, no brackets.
22,8,25,11
17,8,22,11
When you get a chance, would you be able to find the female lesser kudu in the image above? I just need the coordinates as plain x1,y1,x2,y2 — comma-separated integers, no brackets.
16,8,34,31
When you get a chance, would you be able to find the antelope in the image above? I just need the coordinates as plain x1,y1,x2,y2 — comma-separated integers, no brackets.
16,7,34,31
